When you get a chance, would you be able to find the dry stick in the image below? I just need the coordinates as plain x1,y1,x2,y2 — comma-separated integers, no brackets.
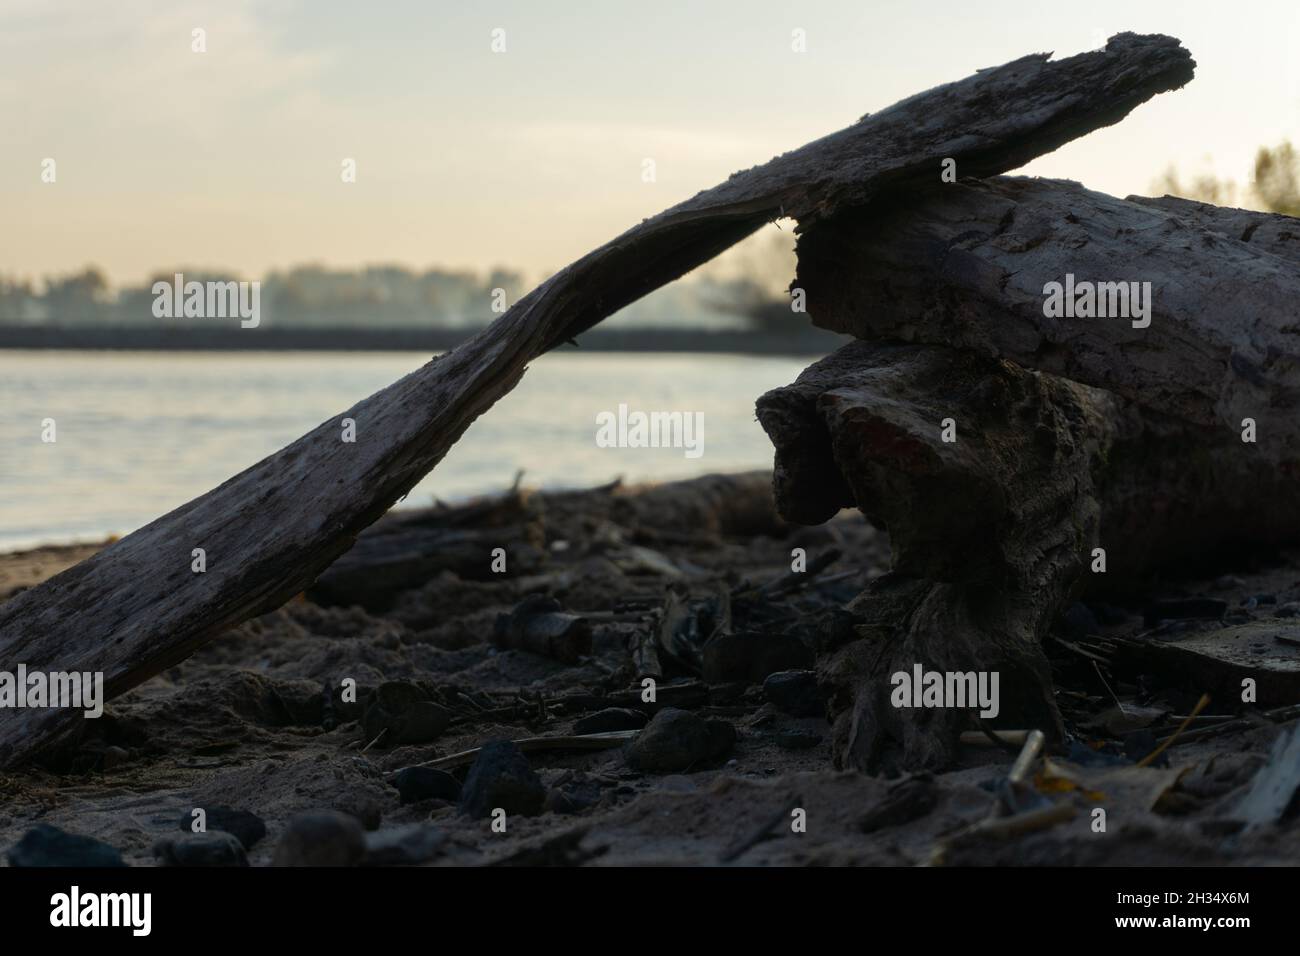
1137,693,1210,767
0,34,1194,769
720,794,804,863
1159,702,1300,746
387,730,639,778
1007,730,1046,786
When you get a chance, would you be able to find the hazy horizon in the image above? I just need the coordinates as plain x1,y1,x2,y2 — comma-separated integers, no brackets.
4,0,1298,287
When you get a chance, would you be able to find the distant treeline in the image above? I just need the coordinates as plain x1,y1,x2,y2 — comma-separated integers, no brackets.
0,258,799,334
0,323,844,355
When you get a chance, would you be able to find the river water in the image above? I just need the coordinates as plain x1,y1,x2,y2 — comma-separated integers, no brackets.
0,350,810,550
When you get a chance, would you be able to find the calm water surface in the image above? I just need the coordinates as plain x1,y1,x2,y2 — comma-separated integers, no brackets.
0,350,809,550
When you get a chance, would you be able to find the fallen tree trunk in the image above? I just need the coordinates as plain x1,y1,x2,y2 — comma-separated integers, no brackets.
0,35,1194,768
796,176,1300,457
757,336,1300,770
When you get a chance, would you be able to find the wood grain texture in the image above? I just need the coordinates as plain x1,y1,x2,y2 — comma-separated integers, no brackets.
797,176,1300,456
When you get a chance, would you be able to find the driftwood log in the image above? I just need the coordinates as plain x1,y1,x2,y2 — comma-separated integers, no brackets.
797,176,1300,456
0,35,1194,767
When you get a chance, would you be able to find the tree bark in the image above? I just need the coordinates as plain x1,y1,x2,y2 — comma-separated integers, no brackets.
796,177,1300,457
0,34,1193,768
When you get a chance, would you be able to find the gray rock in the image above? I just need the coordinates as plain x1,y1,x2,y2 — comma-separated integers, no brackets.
775,731,823,750
7,824,126,867
177,805,267,850
272,811,367,867
459,740,546,819
625,707,735,773
155,832,248,867
762,669,825,717
394,766,462,805
361,681,451,747
363,825,447,866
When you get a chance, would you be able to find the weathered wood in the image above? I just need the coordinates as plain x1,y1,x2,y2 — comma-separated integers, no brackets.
759,342,1105,769
0,34,1193,767
797,176,1300,456
757,335,1300,770
309,506,545,611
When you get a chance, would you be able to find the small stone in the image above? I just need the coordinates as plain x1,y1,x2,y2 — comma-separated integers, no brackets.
394,767,462,805
544,771,603,815
154,832,248,867
775,731,822,750
363,825,447,866
1276,603,1300,618
762,670,825,717
459,740,546,818
624,708,735,773
7,824,126,867
361,681,451,747
273,811,366,867
572,708,647,735
177,806,267,850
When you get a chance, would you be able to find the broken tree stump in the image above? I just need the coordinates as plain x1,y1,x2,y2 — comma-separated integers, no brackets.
0,34,1193,767
759,287,1300,768
759,342,1112,770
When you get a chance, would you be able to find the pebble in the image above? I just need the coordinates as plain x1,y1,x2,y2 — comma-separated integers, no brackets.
1276,603,1300,618
544,770,604,814
775,731,822,750
154,832,248,867
624,707,735,773
176,806,267,850
394,766,462,805
361,681,451,747
459,740,547,818
272,811,367,867
762,669,825,717
363,825,447,866
572,707,647,735
7,824,126,867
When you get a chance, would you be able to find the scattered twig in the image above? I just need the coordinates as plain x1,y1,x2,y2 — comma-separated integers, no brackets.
720,794,803,862
1138,692,1210,766
388,730,638,778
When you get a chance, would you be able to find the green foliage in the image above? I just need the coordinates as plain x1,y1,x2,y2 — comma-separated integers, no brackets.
1152,141,1300,217
1253,142,1300,216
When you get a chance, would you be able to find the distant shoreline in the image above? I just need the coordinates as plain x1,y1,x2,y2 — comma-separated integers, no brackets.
0,325,842,355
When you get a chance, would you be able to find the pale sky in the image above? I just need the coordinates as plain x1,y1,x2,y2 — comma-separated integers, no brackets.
3,0,1297,287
